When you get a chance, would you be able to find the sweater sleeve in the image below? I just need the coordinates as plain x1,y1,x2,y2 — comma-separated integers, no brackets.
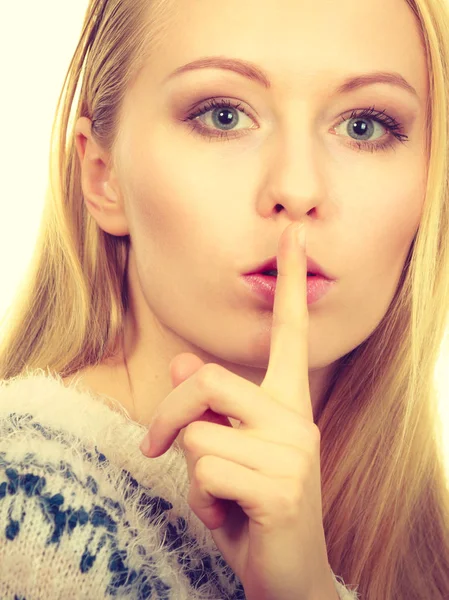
0,415,174,599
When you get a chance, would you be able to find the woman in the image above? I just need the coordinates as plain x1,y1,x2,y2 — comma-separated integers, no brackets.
0,0,448,597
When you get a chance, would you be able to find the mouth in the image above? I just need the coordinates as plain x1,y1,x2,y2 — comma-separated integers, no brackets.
242,268,336,306
246,255,335,281
260,269,318,277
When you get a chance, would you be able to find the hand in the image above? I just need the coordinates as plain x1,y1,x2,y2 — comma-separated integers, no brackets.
140,223,334,600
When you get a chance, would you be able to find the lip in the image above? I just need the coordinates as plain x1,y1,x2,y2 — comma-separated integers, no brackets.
241,273,336,307
245,255,336,281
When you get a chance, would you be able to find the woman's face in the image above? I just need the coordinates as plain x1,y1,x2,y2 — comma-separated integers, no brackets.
89,0,428,407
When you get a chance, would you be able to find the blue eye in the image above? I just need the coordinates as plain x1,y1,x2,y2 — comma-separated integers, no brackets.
184,99,409,153
185,98,255,141
333,106,409,153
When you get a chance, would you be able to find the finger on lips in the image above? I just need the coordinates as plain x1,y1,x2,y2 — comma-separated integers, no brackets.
140,222,312,459
261,223,312,422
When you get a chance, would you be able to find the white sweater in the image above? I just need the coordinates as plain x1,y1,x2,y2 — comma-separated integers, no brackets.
0,370,360,599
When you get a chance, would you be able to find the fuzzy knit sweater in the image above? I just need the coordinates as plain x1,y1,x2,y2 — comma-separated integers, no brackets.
0,370,361,600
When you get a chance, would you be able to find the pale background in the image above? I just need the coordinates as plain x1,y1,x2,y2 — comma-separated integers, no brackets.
1,1,448,480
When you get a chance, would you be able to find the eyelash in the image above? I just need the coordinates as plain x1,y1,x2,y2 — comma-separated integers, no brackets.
184,98,409,153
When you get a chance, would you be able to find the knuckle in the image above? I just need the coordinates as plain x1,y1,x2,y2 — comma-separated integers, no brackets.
308,423,322,446
182,422,204,452
294,417,321,444
290,417,321,449
272,483,303,516
299,430,321,466
194,455,213,485
302,421,320,443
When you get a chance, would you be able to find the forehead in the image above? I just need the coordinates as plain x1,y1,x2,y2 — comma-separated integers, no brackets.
140,0,427,102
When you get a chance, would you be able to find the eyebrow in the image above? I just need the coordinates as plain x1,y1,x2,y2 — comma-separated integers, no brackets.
165,56,419,100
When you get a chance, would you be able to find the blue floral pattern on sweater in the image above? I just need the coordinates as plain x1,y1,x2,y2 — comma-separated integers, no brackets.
0,412,245,599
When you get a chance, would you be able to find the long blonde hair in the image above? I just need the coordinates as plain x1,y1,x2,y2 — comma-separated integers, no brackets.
1,0,449,597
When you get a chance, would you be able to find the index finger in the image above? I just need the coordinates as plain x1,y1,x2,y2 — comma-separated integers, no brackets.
261,223,313,421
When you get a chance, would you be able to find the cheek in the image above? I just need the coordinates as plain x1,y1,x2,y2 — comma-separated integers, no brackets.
326,178,425,364
119,141,200,249
117,140,235,284
118,120,246,250
374,170,425,268
345,155,425,269
334,161,426,337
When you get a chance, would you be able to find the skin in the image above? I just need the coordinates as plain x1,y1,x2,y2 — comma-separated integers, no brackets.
71,0,428,450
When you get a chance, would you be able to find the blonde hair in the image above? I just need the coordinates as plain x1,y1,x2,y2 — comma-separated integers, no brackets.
1,0,449,597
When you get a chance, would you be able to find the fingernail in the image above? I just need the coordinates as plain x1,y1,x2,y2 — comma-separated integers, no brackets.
296,225,306,251
139,433,152,456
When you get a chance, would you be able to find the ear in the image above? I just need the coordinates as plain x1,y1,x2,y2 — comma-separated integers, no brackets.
74,116,130,236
